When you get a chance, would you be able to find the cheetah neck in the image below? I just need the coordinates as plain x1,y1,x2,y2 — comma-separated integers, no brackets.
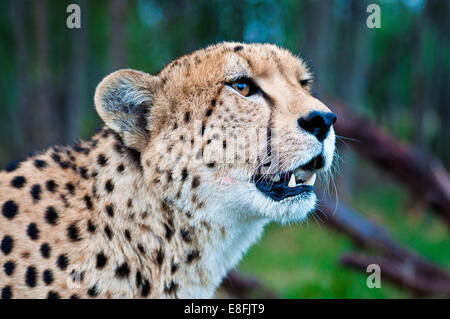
79,128,268,298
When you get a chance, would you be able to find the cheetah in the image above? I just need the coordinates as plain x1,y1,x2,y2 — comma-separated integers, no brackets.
0,42,336,299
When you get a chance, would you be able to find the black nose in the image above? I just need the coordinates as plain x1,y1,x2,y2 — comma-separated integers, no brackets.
298,111,337,142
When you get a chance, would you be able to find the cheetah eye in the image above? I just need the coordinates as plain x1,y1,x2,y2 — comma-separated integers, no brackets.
229,78,259,97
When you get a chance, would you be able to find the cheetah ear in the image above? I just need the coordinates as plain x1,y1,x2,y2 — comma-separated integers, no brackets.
94,69,160,151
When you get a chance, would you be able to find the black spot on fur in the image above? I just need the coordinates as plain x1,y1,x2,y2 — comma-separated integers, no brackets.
5,160,21,172
105,204,114,218
211,99,216,106
87,285,99,297
45,206,58,225
184,112,191,123
207,162,215,168
136,271,142,286
164,223,173,241
87,219,96,233
30,184,42,201
51,153,70,169
104,225,113,240
137,244,146,255
141,278,151,297
156,248,164,266
97,154,108,166
206,108,213,117
84,195,93,210
43,269,54,285
66,183,75,195
40,243,51,258
171,260,179,274
124,229,131,241
105,179,114,193
96,252,108,269
115,263,130,279
3,261,15,276
27,223,40,240
57,254,69,270
25,266,37,287
181,168,188,181
234,45,243,52
186,249,200,263
112,131,143,170
67,223,81,242
192,176,200,189
180,228,192,242
47,291,60,299
72,143,90,155
2,200,18,220
117,164,125,173
79,166,89,179
34,159,48,169
45,180,58,192
1,286,12,299
164,280,179,294
11,176,26,188
1,236,13,255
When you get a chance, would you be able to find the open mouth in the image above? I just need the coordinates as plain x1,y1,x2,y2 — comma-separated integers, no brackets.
253,154,324,201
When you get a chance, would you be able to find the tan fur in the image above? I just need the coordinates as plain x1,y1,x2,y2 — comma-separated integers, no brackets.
0,43,334,299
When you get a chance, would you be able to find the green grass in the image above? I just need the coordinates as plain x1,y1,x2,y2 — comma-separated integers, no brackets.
237,166,450,298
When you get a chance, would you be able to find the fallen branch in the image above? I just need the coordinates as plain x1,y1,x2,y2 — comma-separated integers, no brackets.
320,197,450,296
221,270,278,299
325,97,450,224
341,253,450,297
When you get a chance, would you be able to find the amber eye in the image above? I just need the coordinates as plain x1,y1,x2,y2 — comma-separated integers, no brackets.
229,78,259,97
232,82,250,96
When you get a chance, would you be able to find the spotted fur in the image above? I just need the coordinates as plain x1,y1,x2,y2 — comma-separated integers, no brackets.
0,42,335,298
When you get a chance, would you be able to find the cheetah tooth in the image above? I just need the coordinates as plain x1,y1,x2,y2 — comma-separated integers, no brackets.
288,174,297,188
304,173,316,186
272,173,280,182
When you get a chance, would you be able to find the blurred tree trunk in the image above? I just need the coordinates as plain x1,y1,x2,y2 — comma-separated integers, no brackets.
301,0,334,92
33,0,60,149
411,2,429,148
428,0,450,168
66,0,87,143
10,0,29,157
109,0,128,70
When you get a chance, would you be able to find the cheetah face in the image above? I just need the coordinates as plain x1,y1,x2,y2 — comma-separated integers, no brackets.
94,43,336,223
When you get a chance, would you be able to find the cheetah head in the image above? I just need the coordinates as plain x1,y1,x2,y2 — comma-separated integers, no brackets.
95,43,336,224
